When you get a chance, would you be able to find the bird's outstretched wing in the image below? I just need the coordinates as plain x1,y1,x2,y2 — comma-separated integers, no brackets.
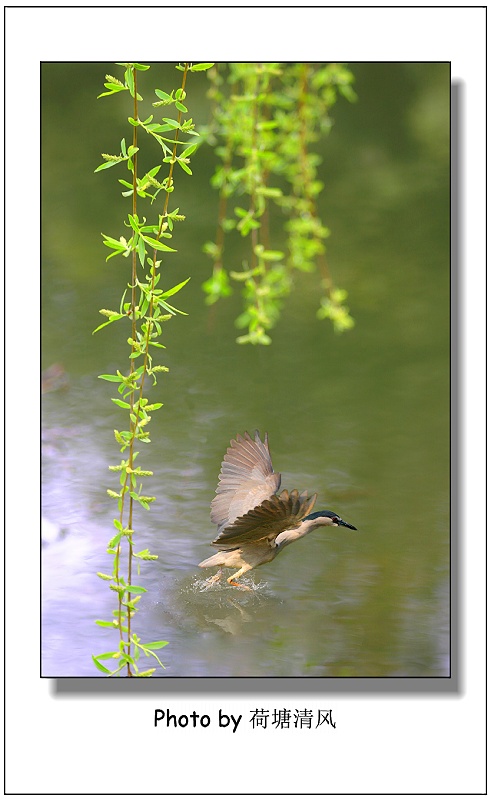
211,431,281,533
212,489,317,548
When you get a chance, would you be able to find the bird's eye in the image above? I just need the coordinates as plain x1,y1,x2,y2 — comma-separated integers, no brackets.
333,517,340,525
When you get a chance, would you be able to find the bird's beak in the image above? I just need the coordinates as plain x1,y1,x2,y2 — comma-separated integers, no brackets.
339,519,357,530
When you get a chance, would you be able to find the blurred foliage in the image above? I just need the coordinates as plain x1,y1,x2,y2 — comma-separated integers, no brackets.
202,63,357,344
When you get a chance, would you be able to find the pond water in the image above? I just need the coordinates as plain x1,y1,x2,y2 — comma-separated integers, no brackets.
42,63,449,678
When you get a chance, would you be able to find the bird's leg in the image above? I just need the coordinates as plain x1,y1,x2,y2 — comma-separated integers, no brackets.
204,569,223,587
227,567,252,591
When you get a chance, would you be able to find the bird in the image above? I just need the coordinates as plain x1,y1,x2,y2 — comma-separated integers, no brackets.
199,430,357,590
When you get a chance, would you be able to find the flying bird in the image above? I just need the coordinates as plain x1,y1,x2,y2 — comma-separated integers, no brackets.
199,431,357,589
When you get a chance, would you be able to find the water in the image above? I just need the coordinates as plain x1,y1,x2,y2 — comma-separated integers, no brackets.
42,62,449,677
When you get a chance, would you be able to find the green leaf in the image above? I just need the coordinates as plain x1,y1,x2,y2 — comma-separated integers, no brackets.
108,531,122,548
155,89,172,101
102,234,126,250
98,374,123,382
92,656,112,674
145,123,175,133
133,63,150,71
143,640,169,650
180,144,197,159
190,63,214,72
134,548,159,560
92,315,124,334
126,584,147,593
158,299,188,316
127,214,140,233
175,101,188,113
230,268,259,281
137,236,146,266
142,166,162,181
177,159,192,175
97,85,127,99
94,160,122,173
256,186,283,197
161,277,190,298
125,66,135,97
111,398,131,409
140,235,176,253
260,249,285,262
161,118,181,129
256,120,279,131
96,649,120,659
105,249,124,262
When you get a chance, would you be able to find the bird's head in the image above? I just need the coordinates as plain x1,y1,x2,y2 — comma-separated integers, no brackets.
302,510,357,530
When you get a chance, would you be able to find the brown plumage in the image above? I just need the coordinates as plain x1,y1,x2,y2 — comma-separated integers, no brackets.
199,431,356,589
213,488,317,548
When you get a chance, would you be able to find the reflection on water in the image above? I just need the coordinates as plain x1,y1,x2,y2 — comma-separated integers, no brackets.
42,63,449,677
42,397,449,680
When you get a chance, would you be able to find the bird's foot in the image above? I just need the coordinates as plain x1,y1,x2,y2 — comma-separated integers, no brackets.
227,579,252,591
205,571,222,587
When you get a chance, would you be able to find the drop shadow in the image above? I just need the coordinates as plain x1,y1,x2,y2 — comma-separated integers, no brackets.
48,77,459,698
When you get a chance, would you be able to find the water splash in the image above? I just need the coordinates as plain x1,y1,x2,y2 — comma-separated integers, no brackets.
191,575,270,594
